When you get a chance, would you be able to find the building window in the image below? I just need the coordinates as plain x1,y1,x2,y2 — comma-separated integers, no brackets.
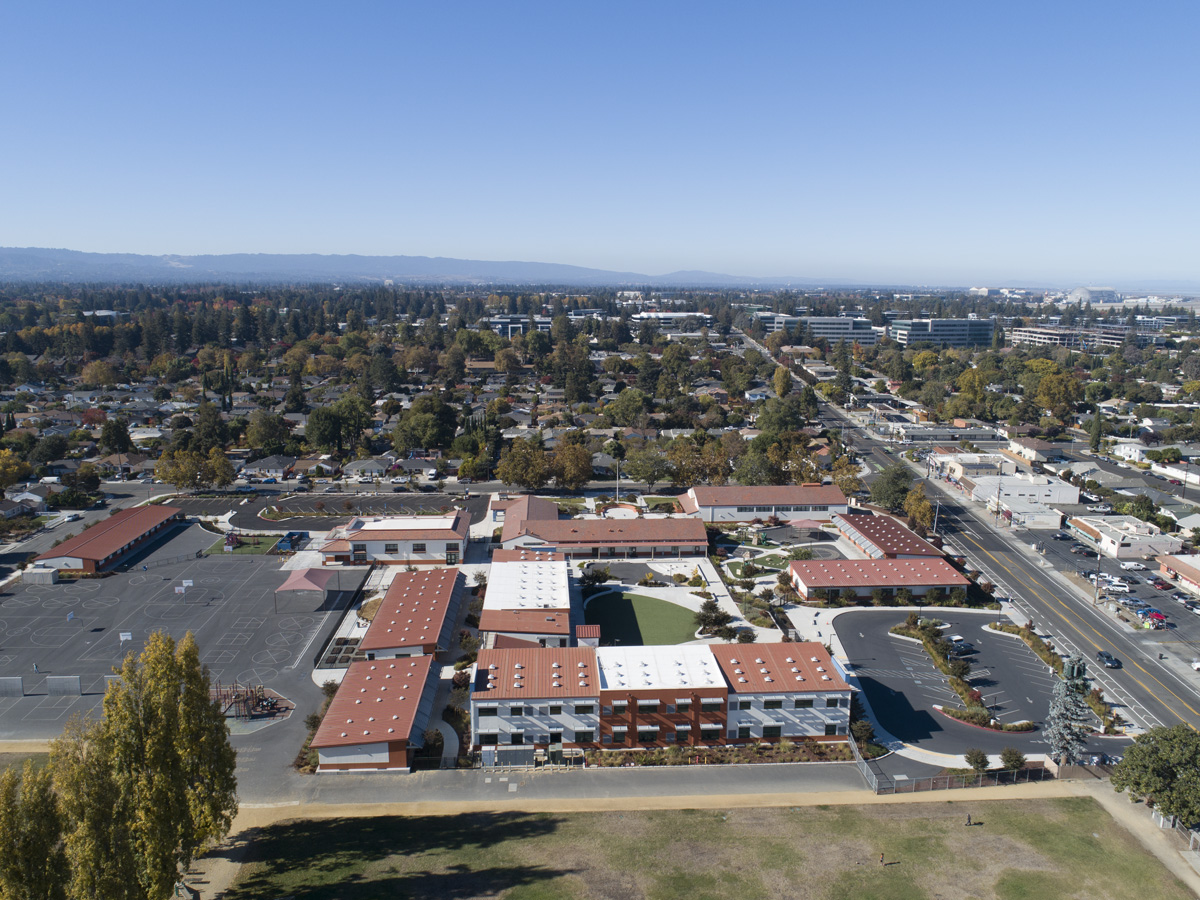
612,727,627,742
824,723,840,736
738,725,751,739
676,700,691,713
700,700,722,713
601,734,612,744
637,727,658,744
548,731,562,744
665,704,676,714
511,733,524,745
352,544,366,554
795,698,814,709
413,543,427,553
575,704,595,715
763,725,782,739
611,703,626,715
574,730,594,743
700,726,721,741
637,701,658,714
384,543,398,554
447,543,460,552
549,705,562,716
663,731,675,742
764,699,784,710
508,706,524,717
601,705,612,715
479,707,498,718
825,698,840,708
480,734,498,745
737,700,752,711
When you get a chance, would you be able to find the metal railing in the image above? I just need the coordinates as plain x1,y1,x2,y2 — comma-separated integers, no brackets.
878,766,1054,794
848,735,1054,794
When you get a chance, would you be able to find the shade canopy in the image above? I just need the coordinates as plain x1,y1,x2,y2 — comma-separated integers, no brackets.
277,568,334,593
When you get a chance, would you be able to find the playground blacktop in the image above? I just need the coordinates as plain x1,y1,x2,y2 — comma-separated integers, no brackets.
0,523,361,740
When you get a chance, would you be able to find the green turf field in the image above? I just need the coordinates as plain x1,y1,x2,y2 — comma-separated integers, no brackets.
223,797,1191,900
584,592,696,645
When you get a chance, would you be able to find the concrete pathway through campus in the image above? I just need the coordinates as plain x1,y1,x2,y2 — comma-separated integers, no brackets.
188,776,1200,899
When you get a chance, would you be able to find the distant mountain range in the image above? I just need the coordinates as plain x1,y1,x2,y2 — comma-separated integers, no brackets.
0,247,845,288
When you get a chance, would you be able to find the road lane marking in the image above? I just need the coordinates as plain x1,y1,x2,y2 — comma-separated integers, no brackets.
960,532,1200,725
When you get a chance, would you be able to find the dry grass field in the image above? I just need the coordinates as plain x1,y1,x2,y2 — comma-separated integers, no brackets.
223,796,1192,900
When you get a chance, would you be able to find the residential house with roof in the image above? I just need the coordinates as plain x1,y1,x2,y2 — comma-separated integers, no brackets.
242,455,296,479
788,558,969,602
679,484,848,523
1008,437,1062,464
500,508,708,559
309,656,439,771
319,510,470,566
358,568,460,659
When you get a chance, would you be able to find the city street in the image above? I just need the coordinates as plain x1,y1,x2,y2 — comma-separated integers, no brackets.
817,398,1200,735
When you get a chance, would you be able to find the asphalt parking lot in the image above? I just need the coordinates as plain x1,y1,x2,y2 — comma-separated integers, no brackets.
835,609,1064,755
0,525,363,739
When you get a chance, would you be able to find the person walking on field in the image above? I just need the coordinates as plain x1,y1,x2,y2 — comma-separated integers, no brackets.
966,813,972,826
879,853,884,865
32,663,38,674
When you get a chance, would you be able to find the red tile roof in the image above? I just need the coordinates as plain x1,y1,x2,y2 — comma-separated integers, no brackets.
833,513,943,557
473,647,599,700
517,517,707,547
310,657,434,749
574,624,601,639
498,495,562,544
35,505,182,565
714,643,850,693
477,608,570,636
359,568,459,652
788,558,969,590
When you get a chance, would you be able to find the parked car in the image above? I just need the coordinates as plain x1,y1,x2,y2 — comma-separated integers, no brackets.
294,485,310,493
1052,532,1071,541
1087,504,1113,513
1183,601,1200,613
262,477,277,484
1096,651,1121,669
1103,583,1131,594
1153,580,1171,590
1169,479,1183,486
1171,592,1190,603
1120,562,1148,571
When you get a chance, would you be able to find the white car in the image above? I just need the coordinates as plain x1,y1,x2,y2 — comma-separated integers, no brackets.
1103,583,1131,594
1120,562,1148,571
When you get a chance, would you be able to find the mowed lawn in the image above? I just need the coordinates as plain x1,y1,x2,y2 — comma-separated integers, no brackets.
584,592,696,645
224,798,1192,900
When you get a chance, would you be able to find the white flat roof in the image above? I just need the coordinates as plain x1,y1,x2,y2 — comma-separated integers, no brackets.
349,515,459,533
597,645,724,692
484,559,571,612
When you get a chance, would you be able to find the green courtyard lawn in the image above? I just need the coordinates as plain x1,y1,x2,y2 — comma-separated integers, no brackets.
584,592,697,645
224,798,1192,900
206,534,279,555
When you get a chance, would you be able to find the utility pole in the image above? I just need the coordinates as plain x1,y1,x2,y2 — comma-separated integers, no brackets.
993,473,1003,526
933,499,941,534
1092,545,1103,606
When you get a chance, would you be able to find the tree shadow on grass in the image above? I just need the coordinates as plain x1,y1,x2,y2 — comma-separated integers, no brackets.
585,593,645,646
221,812,572,900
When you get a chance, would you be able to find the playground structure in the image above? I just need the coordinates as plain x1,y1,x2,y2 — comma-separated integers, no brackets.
223,531,269,552
210,681,268,719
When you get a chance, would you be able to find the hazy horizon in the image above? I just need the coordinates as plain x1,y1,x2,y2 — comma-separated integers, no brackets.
1,4,1197,286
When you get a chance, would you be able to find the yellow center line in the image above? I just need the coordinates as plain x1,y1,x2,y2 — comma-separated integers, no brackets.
961,533,1200,724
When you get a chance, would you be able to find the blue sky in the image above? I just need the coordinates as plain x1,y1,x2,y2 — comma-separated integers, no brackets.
1,3,1197,286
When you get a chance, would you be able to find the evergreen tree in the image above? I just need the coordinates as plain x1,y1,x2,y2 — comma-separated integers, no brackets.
1044,665,1093,764
1089,407,1103,451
